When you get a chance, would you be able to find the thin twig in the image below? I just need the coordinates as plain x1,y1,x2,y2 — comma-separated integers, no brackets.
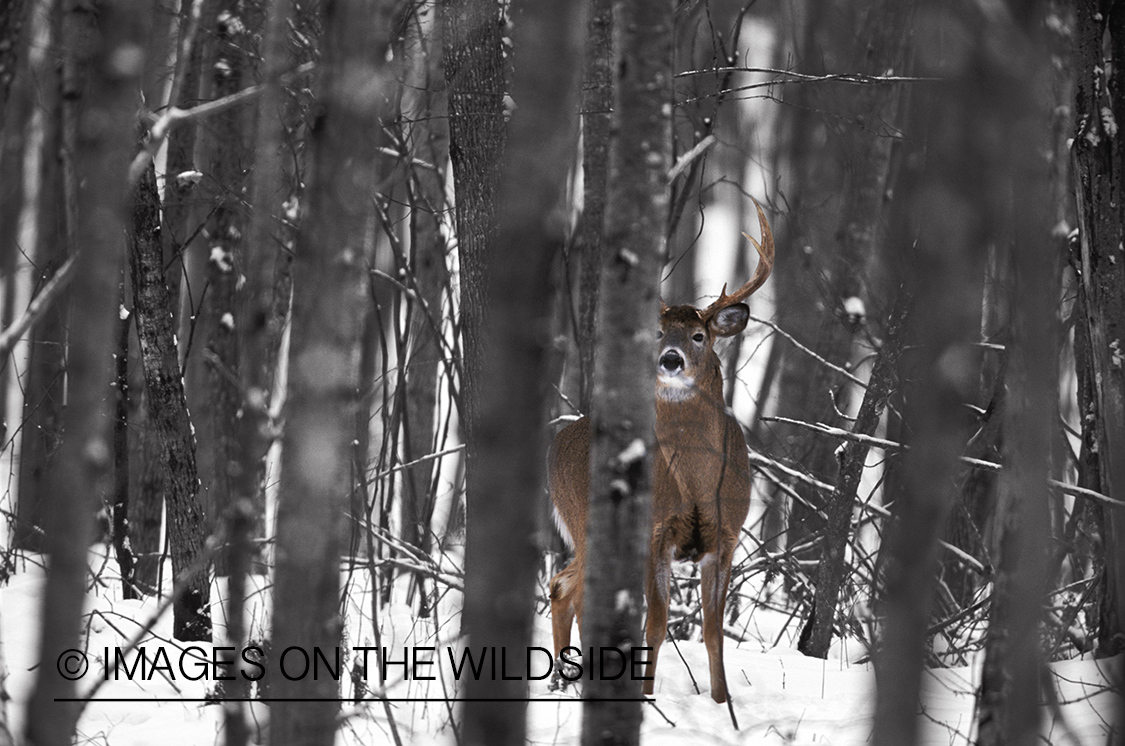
760,415,1125,509
748,314,866,387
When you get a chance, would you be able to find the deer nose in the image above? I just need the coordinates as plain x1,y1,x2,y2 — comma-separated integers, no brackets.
659,349,684,373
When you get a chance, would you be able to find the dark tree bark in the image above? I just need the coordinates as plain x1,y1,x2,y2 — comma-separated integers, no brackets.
799,298,905,657
268,0,399,743
579,0,671,743
1073,0,1125,664
576,0,612,414
459,1,586,744
130,156,211,642
25,2,151,744
440,0,505,453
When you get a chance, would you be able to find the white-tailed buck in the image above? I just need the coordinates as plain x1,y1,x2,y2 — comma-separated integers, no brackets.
548,200,774,704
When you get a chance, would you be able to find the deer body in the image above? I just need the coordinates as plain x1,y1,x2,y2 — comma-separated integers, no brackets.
548,202,773,704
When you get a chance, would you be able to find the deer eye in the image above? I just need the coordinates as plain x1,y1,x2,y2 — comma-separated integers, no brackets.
692,332,705,343
656,330,664,340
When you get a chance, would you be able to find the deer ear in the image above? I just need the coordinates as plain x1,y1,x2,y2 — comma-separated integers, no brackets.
709,304,749,337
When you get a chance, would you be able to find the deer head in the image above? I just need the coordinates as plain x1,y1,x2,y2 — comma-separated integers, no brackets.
656,199,774,404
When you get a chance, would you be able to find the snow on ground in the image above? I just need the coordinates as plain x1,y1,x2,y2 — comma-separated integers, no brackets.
0,549,1117,745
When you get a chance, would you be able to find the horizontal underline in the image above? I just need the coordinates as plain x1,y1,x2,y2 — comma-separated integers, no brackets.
55,697,652,703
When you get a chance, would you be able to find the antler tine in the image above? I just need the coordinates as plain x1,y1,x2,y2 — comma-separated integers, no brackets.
703,197,774,317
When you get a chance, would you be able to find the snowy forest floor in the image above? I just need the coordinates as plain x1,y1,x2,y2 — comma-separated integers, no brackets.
0,548,1117,746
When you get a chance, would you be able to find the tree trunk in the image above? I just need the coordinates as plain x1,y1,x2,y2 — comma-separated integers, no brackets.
400,3,450,587
440,0,505,458
872,3,1004,744
1073,0,1125,663
161,0,210,329
796,0,911,658
25,3,150,744
756,0,851,560
799,298,905,657
112,293,136,598
576,0,612,414
268,0,399,743
130,155,211,642
235,0,293,583
459,1,585,744
194,0,255,574
973,11,1056,744
13,0,61,553
580,0,671,743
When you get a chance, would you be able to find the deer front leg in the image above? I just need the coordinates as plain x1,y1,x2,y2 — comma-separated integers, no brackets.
642,542,671,696
700,551,732,703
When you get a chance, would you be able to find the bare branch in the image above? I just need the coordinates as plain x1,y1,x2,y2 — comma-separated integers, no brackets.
0,252,79,367
760,415,1125,509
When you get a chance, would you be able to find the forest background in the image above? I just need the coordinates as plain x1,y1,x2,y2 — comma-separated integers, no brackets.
0,0,1124,745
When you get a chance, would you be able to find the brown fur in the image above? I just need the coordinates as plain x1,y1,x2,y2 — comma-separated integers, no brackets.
547,203,773,703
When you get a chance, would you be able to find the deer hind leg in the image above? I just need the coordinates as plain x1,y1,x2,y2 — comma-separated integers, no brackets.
549,559,582,656
642,543,672,696
700,550,733,703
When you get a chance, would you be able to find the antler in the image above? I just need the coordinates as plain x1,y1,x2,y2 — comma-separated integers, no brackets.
702,197,774,318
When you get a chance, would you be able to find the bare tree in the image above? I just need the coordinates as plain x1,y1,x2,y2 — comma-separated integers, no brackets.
575,0,612,414
25,2,152,744
399,2,451,598
130,152,211,642
11,0,61,553
268,0,400,743
440,0,505,450
797,0,912,658
872,3,1017,744
579,0,672,743
974,6,1057,745
459,1,586,744
1073,0,1125,664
